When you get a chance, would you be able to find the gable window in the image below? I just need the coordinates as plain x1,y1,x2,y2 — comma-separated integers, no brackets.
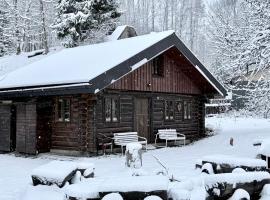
165,100,174,121
184,101,192,120
57,98,71,122
153,55,164,76
105,97,119,122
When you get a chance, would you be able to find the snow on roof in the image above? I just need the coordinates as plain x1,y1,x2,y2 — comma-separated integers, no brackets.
0,31,174,90
107,25,129,41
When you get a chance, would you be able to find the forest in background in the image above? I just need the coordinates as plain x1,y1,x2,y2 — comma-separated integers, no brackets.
0,0,208,63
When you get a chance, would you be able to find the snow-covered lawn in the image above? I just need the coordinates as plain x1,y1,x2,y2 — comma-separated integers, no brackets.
1,116,270,200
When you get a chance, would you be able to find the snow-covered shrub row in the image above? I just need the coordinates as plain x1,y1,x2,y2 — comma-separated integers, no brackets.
201,155,266,168
205,172,270,199
197,155,267,175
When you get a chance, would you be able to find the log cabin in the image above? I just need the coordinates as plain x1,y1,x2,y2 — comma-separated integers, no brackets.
0,29,226,155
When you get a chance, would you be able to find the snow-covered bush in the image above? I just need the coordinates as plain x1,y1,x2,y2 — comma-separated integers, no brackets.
232,168,246,174
201,163,214,174
261,184,270,197
144,195,163,200
102,193,123,200
228,188,250,200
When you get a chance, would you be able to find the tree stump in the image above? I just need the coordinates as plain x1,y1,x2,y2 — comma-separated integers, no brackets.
125,143,143,169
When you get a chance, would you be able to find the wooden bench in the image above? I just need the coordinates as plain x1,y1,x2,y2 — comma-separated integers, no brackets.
155,129,186,147
113,132,147,155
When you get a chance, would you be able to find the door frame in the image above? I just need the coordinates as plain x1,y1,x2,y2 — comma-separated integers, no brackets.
134,97,150,141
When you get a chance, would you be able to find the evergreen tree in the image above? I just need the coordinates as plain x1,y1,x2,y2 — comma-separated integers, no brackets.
53,0,121,48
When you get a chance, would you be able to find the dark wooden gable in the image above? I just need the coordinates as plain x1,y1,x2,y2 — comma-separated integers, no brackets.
108,48,210,95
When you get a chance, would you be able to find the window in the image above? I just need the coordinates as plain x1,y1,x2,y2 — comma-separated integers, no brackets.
165,100,174,121
184,101,192,120
105,97,119,122
57,98,71,122
153,56,164,76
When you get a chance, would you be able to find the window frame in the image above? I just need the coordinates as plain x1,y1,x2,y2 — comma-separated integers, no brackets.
183,101,192,120
164,100,175,121
152,55,164,77
104,96,120,123
56,97,71,123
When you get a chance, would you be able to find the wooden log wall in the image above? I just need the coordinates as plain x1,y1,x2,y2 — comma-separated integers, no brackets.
151,94,205,141
51,95,95,153
95,94,134,136
96,91,206,143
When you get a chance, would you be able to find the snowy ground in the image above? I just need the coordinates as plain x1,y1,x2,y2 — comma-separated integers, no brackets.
1,116,270,200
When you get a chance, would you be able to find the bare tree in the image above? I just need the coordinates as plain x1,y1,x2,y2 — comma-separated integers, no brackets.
39,0,49,54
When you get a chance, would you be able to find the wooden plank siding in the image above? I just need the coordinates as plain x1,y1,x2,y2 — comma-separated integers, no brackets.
16,102,37,154
0,105,12,151
109,54,201,95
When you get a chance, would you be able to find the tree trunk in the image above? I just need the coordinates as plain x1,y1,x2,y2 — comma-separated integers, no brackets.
14,0,21,55
39,0,49,54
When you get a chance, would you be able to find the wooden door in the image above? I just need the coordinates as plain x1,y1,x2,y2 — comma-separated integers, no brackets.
0,105,11,151
135,98,149,141
36,100,52,153
16,103,37,154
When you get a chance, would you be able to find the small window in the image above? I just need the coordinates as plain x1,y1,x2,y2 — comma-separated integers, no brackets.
165,100,174,121
153,56,164,76
105,97,119,122
57,98,71,122
184,101,192,120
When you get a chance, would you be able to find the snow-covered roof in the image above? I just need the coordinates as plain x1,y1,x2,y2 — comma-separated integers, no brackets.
0,30,227,97
0,31,173,90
